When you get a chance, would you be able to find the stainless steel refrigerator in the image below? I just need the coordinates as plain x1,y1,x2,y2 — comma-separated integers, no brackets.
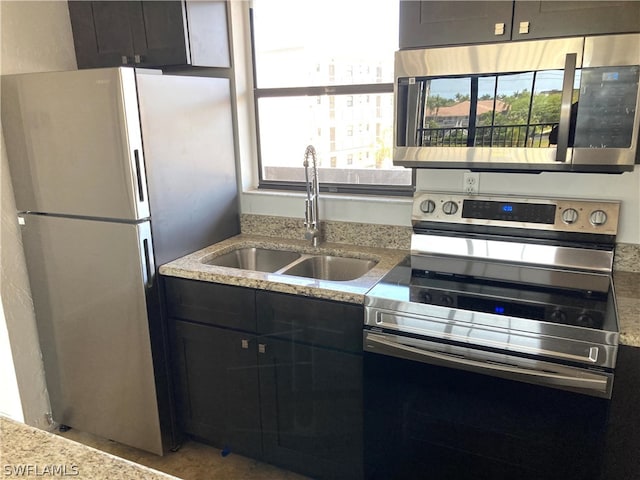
2,67,239,455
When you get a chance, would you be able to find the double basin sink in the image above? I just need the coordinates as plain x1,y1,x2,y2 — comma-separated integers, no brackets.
202,247,377,282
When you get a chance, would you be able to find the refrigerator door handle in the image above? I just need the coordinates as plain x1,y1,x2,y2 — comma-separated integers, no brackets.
120,68,150,219
133,149,146,203
138,223,155,289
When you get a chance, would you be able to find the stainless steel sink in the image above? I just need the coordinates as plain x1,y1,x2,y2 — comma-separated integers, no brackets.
203,247,301,272
281,255,377,281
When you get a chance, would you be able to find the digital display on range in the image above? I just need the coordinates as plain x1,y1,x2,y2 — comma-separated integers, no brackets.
462,200,556,224
458,297,545,321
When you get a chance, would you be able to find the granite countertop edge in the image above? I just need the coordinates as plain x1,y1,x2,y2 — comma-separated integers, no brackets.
160,234,640,348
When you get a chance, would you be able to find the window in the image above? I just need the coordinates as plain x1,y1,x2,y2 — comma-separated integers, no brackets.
251,0,412,195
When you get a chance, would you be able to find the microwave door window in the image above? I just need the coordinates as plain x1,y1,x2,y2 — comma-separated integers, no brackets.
399,71,572,150
422,77,472,147
573,66,639,149
483,72,535,147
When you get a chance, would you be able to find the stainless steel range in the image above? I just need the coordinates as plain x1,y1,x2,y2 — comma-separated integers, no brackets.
363,192,621,479
365,192,620,398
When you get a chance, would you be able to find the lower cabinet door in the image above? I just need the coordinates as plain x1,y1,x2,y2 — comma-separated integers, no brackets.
258,337,363,480
173,320,261,459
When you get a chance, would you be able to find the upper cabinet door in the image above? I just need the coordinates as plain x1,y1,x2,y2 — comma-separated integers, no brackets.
68,1,138,67
68,1,230,69
399,1,640,49
131,1,189,67
512,1,640,41
400,1,514,48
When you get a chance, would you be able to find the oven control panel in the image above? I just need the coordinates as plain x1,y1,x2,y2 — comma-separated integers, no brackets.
412,192,620,235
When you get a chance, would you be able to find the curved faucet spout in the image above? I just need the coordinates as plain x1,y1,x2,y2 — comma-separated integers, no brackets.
303,145,321,247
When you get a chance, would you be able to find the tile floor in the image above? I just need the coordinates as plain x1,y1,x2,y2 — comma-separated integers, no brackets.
57,429,309,480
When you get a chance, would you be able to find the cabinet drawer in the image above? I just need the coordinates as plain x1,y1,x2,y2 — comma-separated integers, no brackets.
256,291,363,353
164,277,255,331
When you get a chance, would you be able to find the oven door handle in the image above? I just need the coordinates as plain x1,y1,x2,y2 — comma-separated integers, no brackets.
364,332,611,397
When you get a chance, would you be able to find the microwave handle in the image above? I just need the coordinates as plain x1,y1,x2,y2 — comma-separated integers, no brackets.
556,52,577,162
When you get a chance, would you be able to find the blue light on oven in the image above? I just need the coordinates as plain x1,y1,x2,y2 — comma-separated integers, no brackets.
494,306,506,314
502,205,513,212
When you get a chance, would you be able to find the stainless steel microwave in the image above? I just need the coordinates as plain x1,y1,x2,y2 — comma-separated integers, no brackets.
394,34,640,173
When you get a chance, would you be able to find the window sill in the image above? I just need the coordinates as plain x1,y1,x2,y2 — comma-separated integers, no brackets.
243,187,413,204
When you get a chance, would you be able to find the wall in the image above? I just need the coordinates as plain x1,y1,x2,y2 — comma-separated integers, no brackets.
230,2,640,245
1,0,77,428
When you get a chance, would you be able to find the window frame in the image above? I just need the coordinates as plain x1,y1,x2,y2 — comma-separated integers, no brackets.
249,7,414,197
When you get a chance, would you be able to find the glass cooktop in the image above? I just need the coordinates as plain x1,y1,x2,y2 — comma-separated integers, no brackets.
366,256,618,333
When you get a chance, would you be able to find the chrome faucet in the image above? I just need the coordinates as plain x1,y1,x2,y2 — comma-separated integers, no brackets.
303,145,321,247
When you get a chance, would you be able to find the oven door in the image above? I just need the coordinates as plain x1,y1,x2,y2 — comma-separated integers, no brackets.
364,331,614,398
363,332,610,480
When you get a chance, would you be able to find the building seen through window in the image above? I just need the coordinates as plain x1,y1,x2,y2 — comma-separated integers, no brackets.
251,0,412,193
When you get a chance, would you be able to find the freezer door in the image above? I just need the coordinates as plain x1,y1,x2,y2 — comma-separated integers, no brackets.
2,68,149,220
136,72,239,266
19,214,162,455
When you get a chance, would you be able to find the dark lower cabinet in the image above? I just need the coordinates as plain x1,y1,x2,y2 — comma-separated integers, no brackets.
601,345,640,479
172,320,262,459
255,290,363,479
259,337,363,480
164,277,364,479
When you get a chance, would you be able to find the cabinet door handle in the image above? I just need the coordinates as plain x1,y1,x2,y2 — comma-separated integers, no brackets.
134,54,142,64
121,56,129,65
494,23,505,36
519,21,530,34
241,339,249,349
258,344,266,354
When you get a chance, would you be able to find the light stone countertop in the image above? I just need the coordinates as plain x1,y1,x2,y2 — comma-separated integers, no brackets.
0,416,179,480
614,271,640,348
159,234,407,304
159,234,640,348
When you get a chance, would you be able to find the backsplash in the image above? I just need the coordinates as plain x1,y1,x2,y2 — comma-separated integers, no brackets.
240,214,411,250
241,214,639,273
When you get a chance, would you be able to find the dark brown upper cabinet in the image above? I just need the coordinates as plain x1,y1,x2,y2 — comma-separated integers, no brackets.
400,1,640,49
68,1,231,69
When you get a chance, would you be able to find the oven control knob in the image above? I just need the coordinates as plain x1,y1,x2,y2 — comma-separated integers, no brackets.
421,291,432,303
576,314,594,327
561,208,579,225
442,201,459,215
550,309,567,323
420,199,436,214
440,295,454,307
590,210,608,226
